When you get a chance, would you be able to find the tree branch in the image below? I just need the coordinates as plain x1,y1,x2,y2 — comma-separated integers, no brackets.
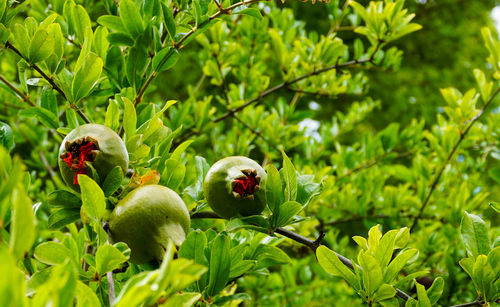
336,150,413,181
450,300,484,307
190,210,413,301
410,86,500,231
174,0,264,49
5,41,91,124
0,74,36,106
133,0,266,108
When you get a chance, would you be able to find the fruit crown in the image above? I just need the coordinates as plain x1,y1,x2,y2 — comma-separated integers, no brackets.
231,169,261,200
60,136,99,185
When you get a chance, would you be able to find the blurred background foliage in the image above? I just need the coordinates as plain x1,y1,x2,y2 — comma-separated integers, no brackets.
1,0,500,306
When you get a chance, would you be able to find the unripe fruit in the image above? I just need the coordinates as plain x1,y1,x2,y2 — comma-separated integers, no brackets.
109,185,190,264
203,156,267,219
58,124,128,191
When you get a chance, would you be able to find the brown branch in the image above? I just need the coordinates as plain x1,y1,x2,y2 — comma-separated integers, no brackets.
0,74,36,106
213,42,382,124
410,86,500,231
336,150,413,181
212,52,281,152
174,0,264,49
232,114,281,151
190,210,413,301
134,71,156,106
450,300,484,307
5,41,91,124
133,0,266,109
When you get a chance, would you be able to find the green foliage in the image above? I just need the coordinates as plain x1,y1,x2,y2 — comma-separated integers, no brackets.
0,0,499,306
317,225,420,306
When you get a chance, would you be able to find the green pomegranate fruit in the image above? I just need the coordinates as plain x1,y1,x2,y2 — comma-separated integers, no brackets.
109,185,190,264
204,156,267,219
58,124,128,191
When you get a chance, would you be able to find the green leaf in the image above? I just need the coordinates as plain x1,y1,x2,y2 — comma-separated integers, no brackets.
9,188,35,259
460,211,491,258
102,166,123,196
123,97,137,140
207,232,231,297
105,99,120,131
78,175,106,222
255,245,291,268
107,32,135,46
490,201,500,214
372,284,396,302
265,164,282,216
375,229,399,269
358,252,383,295
75,281,100,307
71,4,92,45
426,277,444,305
281,150,297,202
0,121,14,151
229,260,256,279
120,0,143,37
275,201,302,228
47,190,81,209
19,107,59,129
164,293,201,307
488,167,500,185
152,48,180,72
12,23,30,57
93,26,109,60
161,3,176,41
48,208,81,229
170,140,193,161
316,246,359,291
72,52,103,102
34,241,72,265
0,246,27,306
473,69,493,102
232,7,263,20
415,280,432,307
161,159,186,191
384,248,418,283
488,246,500,279
95,243,128,275
126,45,148,89
212,293,252,306
97,15,127,33
178,230,208,265
41,88,58,117
394,227,410,249
28,29,54,63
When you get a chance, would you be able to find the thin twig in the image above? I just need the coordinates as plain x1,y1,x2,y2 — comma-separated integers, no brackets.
410,86,500,231
5,41,91,124
336,150,413,181
213,52,281,152
175,0,264,49
173,51,378,145
0,74,36,106
214,42,382,123
133,0,266,108
190,210,413,301
450,300,484,307
232,114,281,151
103,222,116,306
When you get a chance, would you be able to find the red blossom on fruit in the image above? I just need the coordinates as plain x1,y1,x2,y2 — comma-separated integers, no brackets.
60,138,98,185
233,174,258,196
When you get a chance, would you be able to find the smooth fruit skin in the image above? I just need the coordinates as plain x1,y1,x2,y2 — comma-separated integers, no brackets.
204,156,267,219
58,124,128,191
109,185,190,264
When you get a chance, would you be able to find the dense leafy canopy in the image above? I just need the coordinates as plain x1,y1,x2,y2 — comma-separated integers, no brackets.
0,0,499,306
